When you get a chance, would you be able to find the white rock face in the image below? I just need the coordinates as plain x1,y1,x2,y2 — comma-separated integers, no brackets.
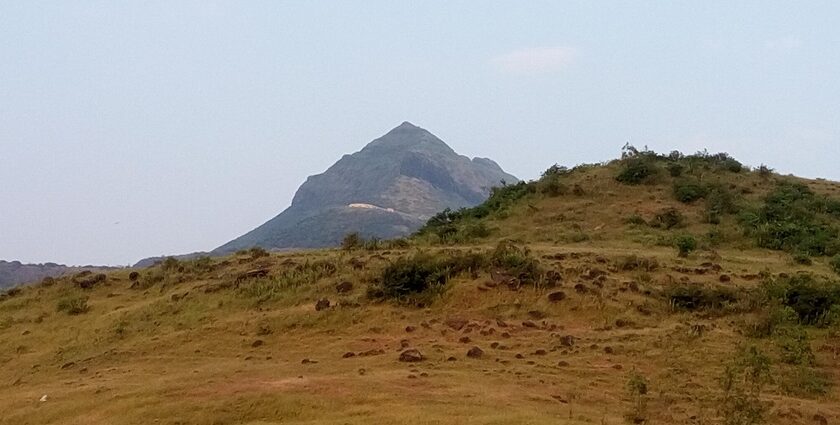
347,203,396,213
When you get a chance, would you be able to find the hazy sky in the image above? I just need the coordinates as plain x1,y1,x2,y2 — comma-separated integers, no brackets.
2,1,839,266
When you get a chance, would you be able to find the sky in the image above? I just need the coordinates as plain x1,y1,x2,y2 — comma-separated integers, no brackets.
1,1,839,266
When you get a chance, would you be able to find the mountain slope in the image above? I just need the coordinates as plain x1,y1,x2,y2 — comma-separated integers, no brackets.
213,122,516,254
3,150,840,424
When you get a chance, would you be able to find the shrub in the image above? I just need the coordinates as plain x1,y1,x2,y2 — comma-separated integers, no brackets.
624,214,647,226
371,254,452,305
831,255,840,275
57,296,90,315
539,177,568,197
489,240,542,284
667,162,684,177
625,372,649,424
720,346,770,425
674,234,697,257
161,257,180,272
792,252,812,265
757,164,773,178
775,325,815,365
651,208,684,230
342,233,362,250
616,157,658,185
617,255,659,272
665,284,740,312
673,179,708,203
248,247,269,259
762,274,840,326
740,182,840,256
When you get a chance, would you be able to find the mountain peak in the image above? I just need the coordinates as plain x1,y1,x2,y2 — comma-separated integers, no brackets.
213,124,517,254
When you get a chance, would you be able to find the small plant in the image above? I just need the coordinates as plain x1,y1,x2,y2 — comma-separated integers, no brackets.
616,158,658,185
489,240,543,284
665,284,740,312
625,371,649,424
775,325,815,365
719,346,770,425
342,232,362,250
673,179,708,203
792,252,812,265
624,214,647,226
831,255,840,275
674,234,697,257
248,247,269,259
161,257,181,272
57,296,90,315
651,208,684,230
757,164,773,179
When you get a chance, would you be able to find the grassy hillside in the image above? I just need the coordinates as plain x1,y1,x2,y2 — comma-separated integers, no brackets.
2,148,840,425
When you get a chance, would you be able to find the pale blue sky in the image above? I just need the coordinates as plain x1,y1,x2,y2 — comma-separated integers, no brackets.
1,1,839,265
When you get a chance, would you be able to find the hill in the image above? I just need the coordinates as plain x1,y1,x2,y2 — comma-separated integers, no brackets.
212,122,517,254
2,147,840,425
0,260,116,290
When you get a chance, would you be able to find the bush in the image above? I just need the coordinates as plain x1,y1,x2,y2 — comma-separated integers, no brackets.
720,346,771,425
624,214,647,226
792,252,813,265
489,240,542,284
625,372,649,424
665,284,740,312
161,257,180,272
57,296,90,315
667,162,684,177
651,208,684,230
248,247,269,259
674,234,697,257
762,274,840,326
673,179,708,203
617,255,659,272
342,233,362,250
757,164,773,178
831,255,840,275
740,182,840,256
775,325,815,365
375,254,448,301
616,157,658,185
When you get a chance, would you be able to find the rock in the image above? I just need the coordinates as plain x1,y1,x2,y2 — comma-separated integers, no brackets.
128,271,140,282
342,352,356,358
335,281,354,293
466,346,484,358
39,395,48,403
547,291,567,302
400,339,410,349
557,361,569,367
301,358,317,364
559,335,575,347
719,274,731,283
315,298,331,311
522,320,538,328
458,336,471,344
251,339,264,348
235,268,269,282
405,325,416,333
574,283,588,293
444,317,468,331
398,349,425,363
812,414,828,425
446,356,457,361
533,349,547,356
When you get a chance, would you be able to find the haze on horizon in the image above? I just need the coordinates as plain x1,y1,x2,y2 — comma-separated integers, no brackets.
1,1,839,266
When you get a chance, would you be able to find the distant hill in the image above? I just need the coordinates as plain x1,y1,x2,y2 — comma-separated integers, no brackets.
0,260,116,289
212,122,517,254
